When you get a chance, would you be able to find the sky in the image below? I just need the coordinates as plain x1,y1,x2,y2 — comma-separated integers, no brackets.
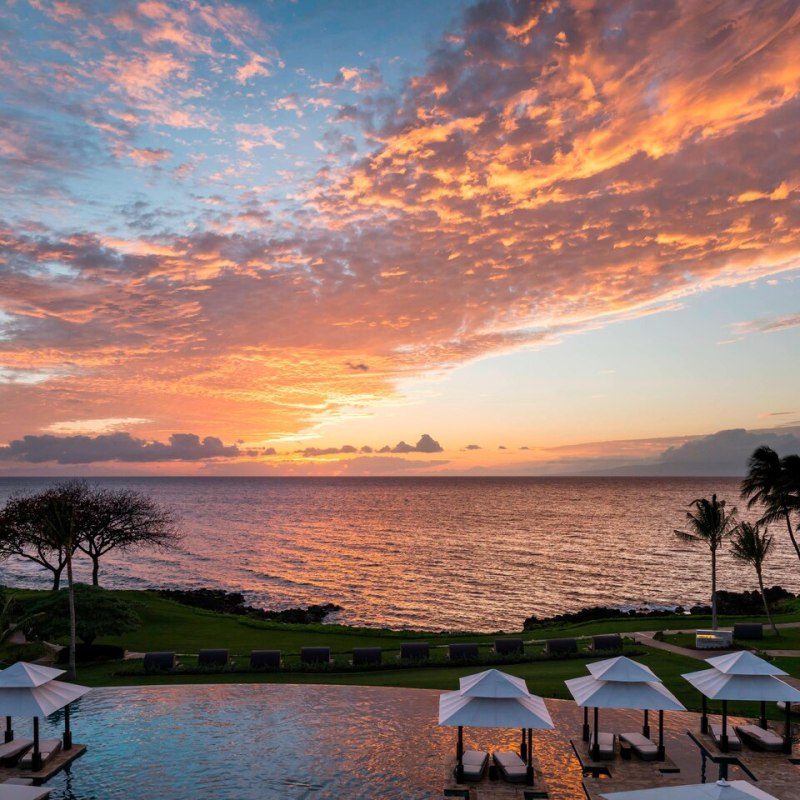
1,0,799,476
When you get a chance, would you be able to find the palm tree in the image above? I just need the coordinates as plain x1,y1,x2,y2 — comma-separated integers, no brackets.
41,497,78,680
675,494,737,629
730,521,779,636
741,446,800,561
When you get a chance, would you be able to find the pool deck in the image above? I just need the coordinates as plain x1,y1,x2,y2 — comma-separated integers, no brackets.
443,702,800,800
0,744,86,786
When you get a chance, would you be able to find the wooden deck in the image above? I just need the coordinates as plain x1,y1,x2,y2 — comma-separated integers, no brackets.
0,745,86,786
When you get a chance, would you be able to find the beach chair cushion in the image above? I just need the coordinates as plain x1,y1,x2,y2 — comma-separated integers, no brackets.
19,739,62,769
460,749,488,781
493,750,528,783
619,732,658,761
709,723,741,750
736,724,784,752
592,730,616,759
0,738,32,765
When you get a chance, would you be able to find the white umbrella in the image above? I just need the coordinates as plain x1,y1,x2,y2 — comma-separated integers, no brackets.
0,662,89,771
682,651,800,753
600,778,781,800
566,657,685,761
438,669,552,786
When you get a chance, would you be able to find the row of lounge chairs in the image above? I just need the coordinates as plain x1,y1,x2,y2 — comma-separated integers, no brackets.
709,723,785,752
590,730,658,761
143,634,625,671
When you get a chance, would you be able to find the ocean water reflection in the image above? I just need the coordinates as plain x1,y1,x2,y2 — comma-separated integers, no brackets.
36,684,589,800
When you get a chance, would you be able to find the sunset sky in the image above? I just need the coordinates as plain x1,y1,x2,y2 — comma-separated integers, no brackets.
1,0,799,476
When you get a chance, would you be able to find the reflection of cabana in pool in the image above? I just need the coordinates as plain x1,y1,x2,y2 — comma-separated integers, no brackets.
438,668,554,786
566,656,685,761
682,651,800,754
0,662,89,771
600,778,782,800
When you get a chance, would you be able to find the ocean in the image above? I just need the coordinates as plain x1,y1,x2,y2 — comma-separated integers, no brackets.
0,476,797,632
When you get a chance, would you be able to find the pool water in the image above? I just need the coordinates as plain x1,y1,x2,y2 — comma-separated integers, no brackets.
35,684,580,800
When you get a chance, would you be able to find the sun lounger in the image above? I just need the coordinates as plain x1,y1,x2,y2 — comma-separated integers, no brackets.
619,732,658,761
399,642,429,661
591,730,616,760
352,647,382,666
0,739,32,766
250,650,281,669
736,724,784,752
494,638,524,655
493,751,528,783
709,723,741,750
448,643,479,662
460,749,489,781
19,739,62,769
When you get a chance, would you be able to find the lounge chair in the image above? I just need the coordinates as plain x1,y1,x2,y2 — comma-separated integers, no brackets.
250,650,281,669
619,732,658,761
494,638,524,655
460,749,489,781
198,649,229,667
399,642,429,661
448,643,479,662
591,634,623,652
352,647,382,666
143,651,177,672
591,730,616,760
300,647,331,665
19,739,62,769
493,751,528,783
545,637,577,655
736,724,784,752
0,784,51,800
709,723,741,750
0,739,32,766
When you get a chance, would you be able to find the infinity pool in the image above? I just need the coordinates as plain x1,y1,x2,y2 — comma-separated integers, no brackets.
31,684,555,799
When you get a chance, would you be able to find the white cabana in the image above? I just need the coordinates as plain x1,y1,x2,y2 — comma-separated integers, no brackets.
682,651,800,753
566,656,685,761
600,778,781,800
0,662,90,770
438,669,554,785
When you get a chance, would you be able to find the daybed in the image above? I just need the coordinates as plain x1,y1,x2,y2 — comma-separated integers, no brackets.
399,642,429,661
493,750,528,783
709,723,741,750
300,647,331,665
448,643,479,662
352,647,382,666
591,634,623,652
250,650,281,669
143,651,177,671
460,749,489,781
736,724,784,752
545,637,577,655
0,784,51,800
197,649,229,667
619,732,658,761
494,638,524,655
19,739,62,769
0,739,32,766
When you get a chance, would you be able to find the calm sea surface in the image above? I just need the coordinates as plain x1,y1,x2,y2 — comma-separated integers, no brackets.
0,476,798,632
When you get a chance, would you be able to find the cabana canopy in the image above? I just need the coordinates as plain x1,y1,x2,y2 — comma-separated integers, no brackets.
600,778,781,800
0,663,65,688
459,668,531,698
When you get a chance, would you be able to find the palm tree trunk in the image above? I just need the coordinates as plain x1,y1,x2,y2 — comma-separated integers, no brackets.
66,553,77,681
756,567,779,637
782,509,800,561
711,547,717,630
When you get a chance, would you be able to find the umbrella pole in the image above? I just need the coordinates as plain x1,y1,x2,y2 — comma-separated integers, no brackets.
32,717,42,772
701,695,708,734
63,703,72,750
455,726,464,783
720,700,729,752
642,708,650,739
526,727,533,786
520,727,527,760
4,716,12,743
657,709,665,761
784,701,792,755
759,701,767,730
591,707,599,761
582,707,589,742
